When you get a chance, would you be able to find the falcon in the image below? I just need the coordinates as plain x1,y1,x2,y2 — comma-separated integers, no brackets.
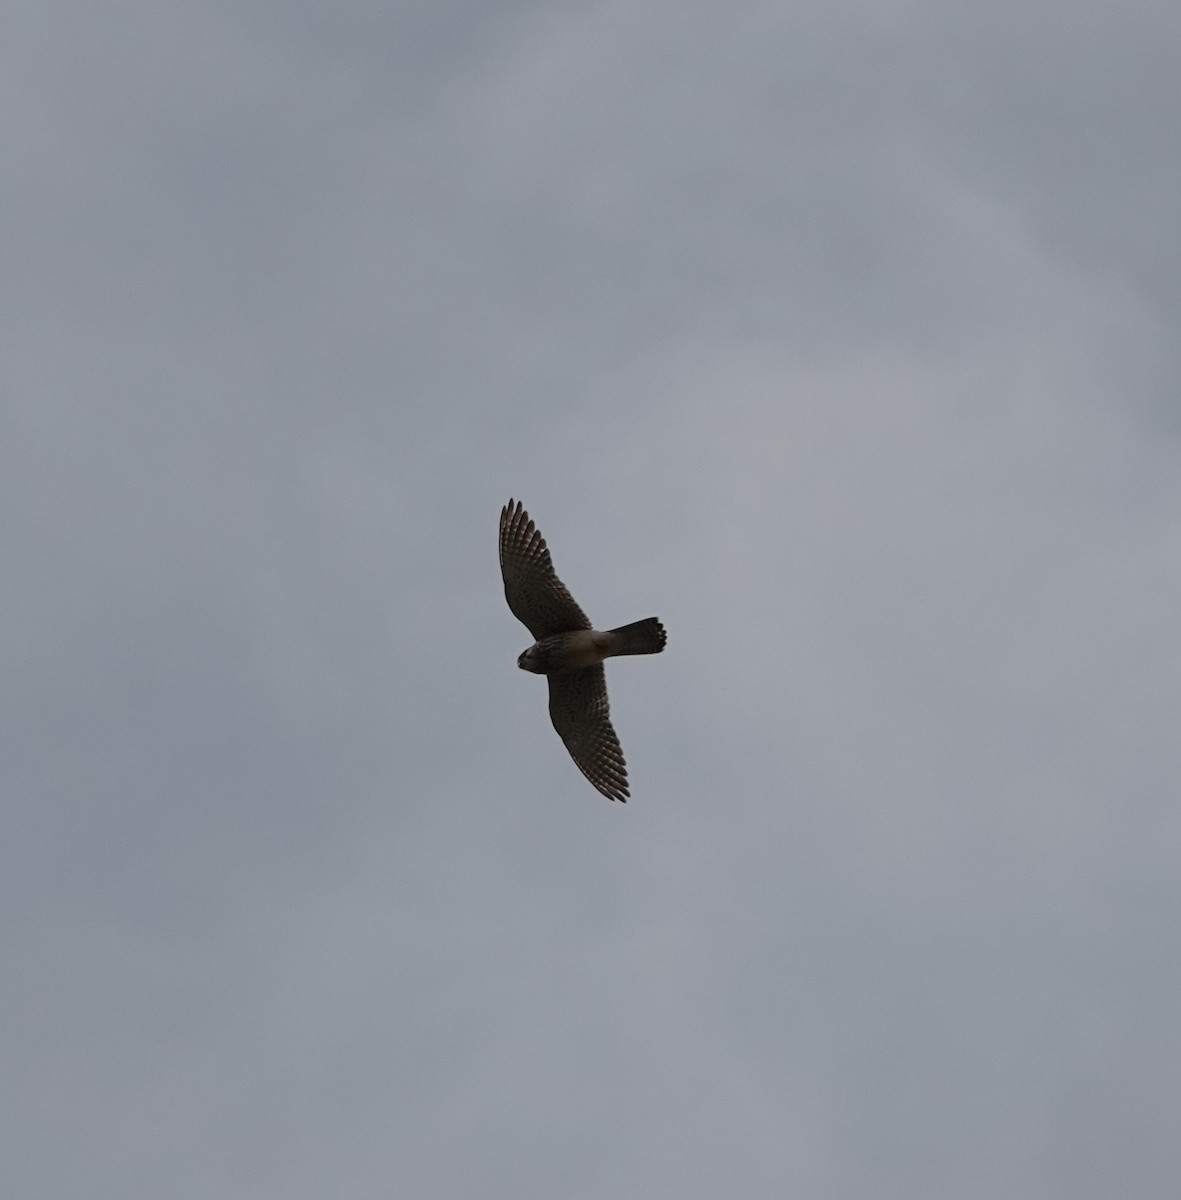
499,499,666,802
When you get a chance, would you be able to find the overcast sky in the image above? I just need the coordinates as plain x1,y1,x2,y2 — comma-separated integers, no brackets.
5,2,1180,1197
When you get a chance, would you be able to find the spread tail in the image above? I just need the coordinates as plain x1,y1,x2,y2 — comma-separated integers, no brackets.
606,617,667,657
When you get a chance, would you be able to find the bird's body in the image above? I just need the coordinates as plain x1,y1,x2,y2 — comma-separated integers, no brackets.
499,499,666,802
518,620,666,675
518,630,611,674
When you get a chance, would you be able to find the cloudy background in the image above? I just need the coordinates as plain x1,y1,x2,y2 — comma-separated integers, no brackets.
5,2,1180,1196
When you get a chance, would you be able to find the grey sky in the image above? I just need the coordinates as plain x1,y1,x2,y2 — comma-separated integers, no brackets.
5,2,1180,1197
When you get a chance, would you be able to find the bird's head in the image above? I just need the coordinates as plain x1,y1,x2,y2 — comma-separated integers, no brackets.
517,645,545,674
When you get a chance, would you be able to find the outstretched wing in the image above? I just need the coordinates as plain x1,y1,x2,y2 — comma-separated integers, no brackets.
500,499,592,639
547,666,629,802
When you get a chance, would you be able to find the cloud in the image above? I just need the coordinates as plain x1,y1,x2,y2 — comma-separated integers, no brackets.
4,1,1179,1196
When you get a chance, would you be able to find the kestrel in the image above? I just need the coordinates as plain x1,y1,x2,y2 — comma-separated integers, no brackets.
499,499,666,803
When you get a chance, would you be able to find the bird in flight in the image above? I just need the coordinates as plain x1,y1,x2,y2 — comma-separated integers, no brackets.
499,499,666,802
